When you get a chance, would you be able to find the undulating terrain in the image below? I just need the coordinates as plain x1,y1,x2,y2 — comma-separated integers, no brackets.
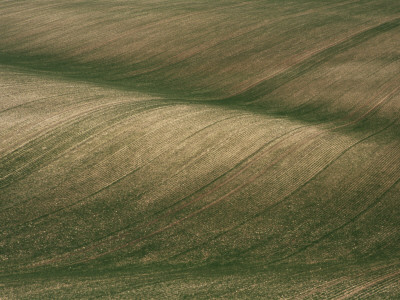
1,0,400,298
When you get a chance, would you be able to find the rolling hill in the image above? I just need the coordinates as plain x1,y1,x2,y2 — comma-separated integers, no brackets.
1,0,400,298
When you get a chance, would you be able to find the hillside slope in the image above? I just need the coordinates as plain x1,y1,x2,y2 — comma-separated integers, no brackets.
1,0,400,298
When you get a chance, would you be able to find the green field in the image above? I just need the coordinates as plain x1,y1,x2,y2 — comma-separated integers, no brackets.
1,0,400,298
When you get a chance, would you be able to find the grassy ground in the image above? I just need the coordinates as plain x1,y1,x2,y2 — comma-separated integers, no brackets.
1,0,400,298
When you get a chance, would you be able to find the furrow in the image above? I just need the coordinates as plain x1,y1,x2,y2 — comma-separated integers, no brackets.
224,16,400,103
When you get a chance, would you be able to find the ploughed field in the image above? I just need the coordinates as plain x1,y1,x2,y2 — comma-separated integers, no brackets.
1,0,400,298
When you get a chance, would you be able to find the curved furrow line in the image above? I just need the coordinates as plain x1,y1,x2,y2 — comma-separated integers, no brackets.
0,103,199,215
222,16,371,98
0,105,221,227
0,97,149,164
1,1,400,297
17,69,399,268
334,269,400,300
123,0,360,78
150,115,267,187
0,95,99,156
161,97,399,260
293,279,344,300
47,85,397,266
0,100,163,184
290,262,399,299
286,56,400,119
0,94,112,158
21,122,312,269
269,167,400,266
38,105,225,184
237,140,400,259
283,54,385,115
60,114,265,244
358,272,400,299
178,113,252,144
223,262,399,299
223,16,400,104
59,118,267,252
256,18,400,106
0,91,75,114
78,125,310,239
340,77,400,123
66,129,321,266
328,84,400,132
0,100,166,189
38,104,179,171
351,273,400,299
167,118,399,261
0,1,376,105
167,89,400,260
124,21,357,97
213,266,314,299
